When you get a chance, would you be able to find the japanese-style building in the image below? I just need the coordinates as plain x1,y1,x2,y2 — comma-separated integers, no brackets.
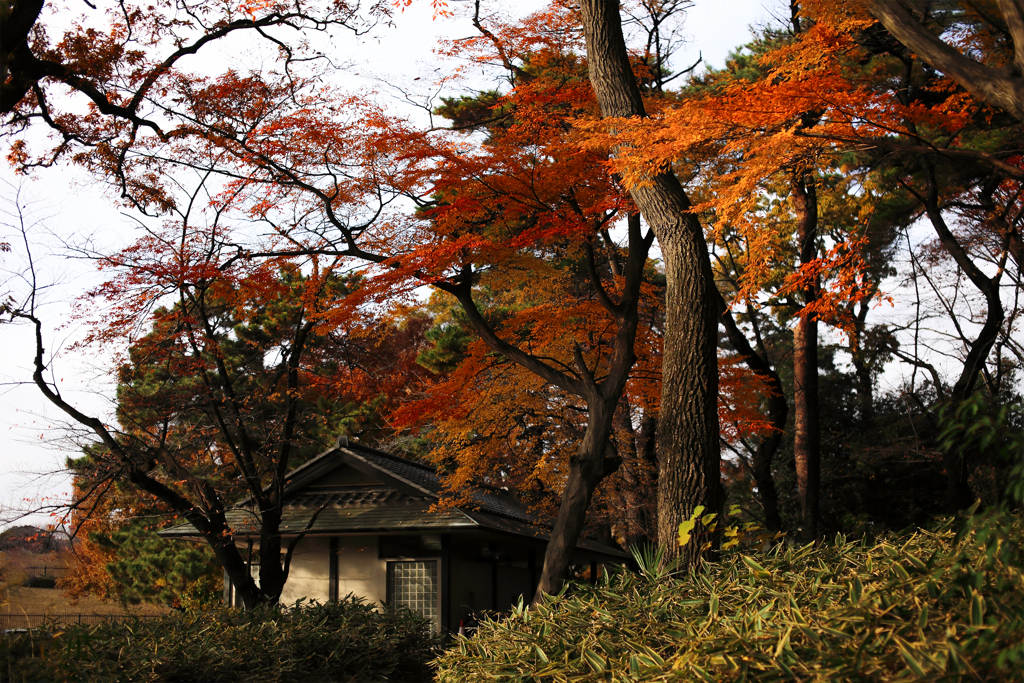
160,438,626,631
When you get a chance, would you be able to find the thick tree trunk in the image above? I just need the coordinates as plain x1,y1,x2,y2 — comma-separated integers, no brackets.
791,172,821,544
867,0,1024,122
578,0,721,567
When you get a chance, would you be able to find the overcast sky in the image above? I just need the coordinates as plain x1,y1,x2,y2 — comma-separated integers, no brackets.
0,0,782,530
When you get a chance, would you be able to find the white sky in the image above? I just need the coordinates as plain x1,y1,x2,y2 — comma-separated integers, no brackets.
0,0,784,530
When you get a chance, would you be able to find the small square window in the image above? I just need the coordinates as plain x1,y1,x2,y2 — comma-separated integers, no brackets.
386,560,438,628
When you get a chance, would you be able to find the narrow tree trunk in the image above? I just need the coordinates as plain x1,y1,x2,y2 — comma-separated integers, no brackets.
919,165,1005,510
792,316,821,543
212,531,264,609
616,405,656,548
578,0,721,568
720,302,786,532
534,399,617,599
849,301,875,427
791,172,821,544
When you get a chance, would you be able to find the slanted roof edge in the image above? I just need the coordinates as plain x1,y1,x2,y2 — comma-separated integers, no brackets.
337,447,438,500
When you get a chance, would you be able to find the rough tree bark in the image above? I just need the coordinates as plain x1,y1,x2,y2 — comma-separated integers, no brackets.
790,171,822,544
578,0,722,567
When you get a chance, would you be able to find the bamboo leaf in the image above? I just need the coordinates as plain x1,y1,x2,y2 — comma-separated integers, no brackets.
741,555,772,580
582,648,606,673
897,639,927,678
970,591,985,626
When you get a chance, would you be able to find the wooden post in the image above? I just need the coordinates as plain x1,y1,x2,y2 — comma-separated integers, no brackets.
222,568,232,606
441,534,451,632
328,537,339,602
491,558,499,611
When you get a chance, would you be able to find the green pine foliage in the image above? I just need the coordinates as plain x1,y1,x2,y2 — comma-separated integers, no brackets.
2,598,440,683
91,521,221,608
435,512,1023,682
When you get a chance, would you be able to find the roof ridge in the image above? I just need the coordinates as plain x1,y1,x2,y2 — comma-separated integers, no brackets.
344,442,437,473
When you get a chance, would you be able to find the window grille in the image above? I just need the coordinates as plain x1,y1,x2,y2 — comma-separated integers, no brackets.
386,560,438,628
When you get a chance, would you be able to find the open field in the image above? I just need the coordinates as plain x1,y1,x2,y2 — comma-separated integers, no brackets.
1,586,172,629
0,550,71,574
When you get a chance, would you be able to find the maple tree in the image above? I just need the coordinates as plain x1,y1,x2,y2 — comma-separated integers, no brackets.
1,0,385,147
395,2,782,581
405,7,658,597
866,0,1024,122
808,0,1023,508
676,20,891,541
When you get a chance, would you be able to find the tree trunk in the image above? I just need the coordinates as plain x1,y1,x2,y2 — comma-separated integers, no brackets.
615,405,656,548
578,0,722,568
913,163,1006,510
792,315,821,543
867,0,1024,122
791,172,821,544
534,398,618,599
849,301,874,427
720,301,785,532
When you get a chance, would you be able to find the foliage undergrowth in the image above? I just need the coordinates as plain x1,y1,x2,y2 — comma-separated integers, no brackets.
2,597,440,683
435,510,1024,682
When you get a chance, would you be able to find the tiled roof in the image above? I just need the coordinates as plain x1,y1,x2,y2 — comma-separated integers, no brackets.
339,444,539,525
159,440,626,558
160,503,476,537
287,487,425,509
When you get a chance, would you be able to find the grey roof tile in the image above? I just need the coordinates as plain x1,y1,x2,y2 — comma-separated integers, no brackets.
160,441,626,558
339,444,539,525
287,487,425,509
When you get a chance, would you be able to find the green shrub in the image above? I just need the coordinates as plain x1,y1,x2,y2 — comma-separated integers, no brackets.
436,512,1023,682
2,596,441,683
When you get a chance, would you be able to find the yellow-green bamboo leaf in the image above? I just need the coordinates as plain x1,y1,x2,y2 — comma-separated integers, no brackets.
582,648,606,673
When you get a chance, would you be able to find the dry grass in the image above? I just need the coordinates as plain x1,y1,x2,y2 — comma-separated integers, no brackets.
2,586,171,615
1,587,172,629
0,551,173,629
0,551,71,571
0,550,71,580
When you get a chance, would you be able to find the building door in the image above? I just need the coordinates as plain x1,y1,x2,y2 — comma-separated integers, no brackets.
386,560,439,630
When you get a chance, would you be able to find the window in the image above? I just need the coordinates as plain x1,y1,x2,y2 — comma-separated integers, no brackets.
386,560,438,629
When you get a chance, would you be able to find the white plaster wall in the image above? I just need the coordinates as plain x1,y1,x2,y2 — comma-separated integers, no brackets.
336,536,386,606
280,536,331,605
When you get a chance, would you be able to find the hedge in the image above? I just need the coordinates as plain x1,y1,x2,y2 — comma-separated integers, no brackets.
2,596,440,682
436,509,1024,682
